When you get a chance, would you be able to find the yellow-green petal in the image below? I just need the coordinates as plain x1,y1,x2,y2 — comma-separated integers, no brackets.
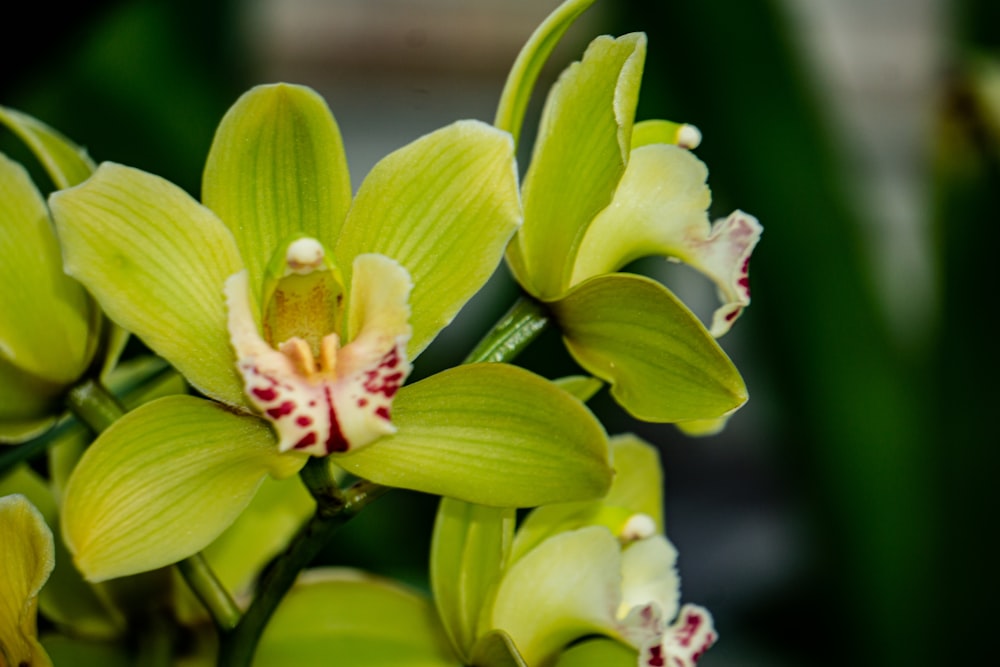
256,569,459,667
551,274,747,422
336,364,611,507
509,435,664,564
0,152,96,387
570,144,711,285
336,120,521,357
61,395,305,582
571,144,762,337
430,498,514,661
513,33,646,298
49,162,248,407
0,106,94,189
0,494,54,667
554,638,638,667
0,359,62,444
488,526,621,667
202,83,352,292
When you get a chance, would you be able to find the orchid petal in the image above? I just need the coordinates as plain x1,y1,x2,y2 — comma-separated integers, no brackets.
554,638,637,667
489,526,621,667
619,536,681,627
337,120,520,356
551,274,747,422
430,498,514,661
0,106,95,188
202,83,352,292
255,569,459,667
61,395,305,582
336,364,611,507
571,144,761,336
513,33,645,298
0,152,95,386
0,358,61,443
0,495,54,667
50,162,248,407
510,435,664,563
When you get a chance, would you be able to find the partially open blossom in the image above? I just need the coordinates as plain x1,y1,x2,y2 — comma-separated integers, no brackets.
506,32,762,427
487,436,716,667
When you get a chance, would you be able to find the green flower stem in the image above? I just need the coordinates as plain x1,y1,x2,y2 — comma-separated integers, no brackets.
176,553,242,631
217,473,390,667
65,377,127,433
0,417,77,475
464,295,550,364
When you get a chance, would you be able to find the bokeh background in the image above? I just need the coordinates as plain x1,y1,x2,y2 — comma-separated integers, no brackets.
3,0,997,664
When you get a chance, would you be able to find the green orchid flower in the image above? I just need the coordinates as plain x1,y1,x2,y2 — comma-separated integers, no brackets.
478,435,716,667
245,436,712,667
0,494,55,667
49,83,612,582
505,31,762,426
0,108,102,443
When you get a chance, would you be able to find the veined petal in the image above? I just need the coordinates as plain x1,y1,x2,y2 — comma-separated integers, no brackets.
0,495,54,667
0,152,95,385
50,162,248,407
335,364,612,507
0,106,95,188
551,274,747,422
431,498,515,662
336,120,521,356
255,569,459,667
513,33,646,298
61,395,305,582
225,254,412,456
489,526,622,667
571,144,761,337
203,83,353,292
510,435,665,563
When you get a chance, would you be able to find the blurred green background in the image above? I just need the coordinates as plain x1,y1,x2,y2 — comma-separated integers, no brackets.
3,0,996,664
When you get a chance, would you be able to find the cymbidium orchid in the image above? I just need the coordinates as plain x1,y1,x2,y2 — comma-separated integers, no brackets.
0,108,102,443
504,30,763,428
245,435,712,667
49,83,612,583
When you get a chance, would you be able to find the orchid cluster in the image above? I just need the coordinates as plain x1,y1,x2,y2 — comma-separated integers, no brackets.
0,1,761,666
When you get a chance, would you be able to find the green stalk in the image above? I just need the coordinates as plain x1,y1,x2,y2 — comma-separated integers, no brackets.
216,461,389,667
463,295,550,364
176,554,242,631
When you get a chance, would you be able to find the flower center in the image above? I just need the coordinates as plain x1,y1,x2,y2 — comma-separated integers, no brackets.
225,240,414,457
